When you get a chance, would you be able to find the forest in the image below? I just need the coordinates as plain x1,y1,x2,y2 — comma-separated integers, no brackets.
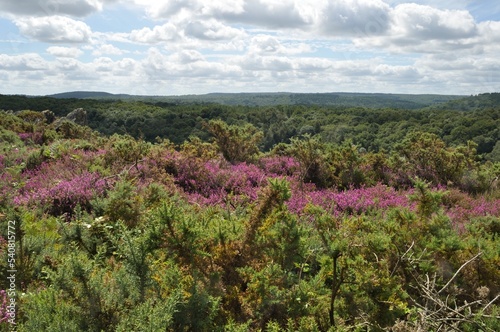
0,94,499,331
1,93,499,158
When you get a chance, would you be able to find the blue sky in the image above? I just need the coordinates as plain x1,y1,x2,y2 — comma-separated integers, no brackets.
0,0,499,96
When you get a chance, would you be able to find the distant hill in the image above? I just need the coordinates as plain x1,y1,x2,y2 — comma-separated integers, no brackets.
423,92,500,111
48,91,132,99
46,91,464,109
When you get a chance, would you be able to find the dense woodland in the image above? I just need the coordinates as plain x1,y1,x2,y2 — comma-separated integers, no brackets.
0,94,499,331
1,93,499,158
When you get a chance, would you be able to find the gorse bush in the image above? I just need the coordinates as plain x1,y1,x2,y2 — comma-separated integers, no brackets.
0,112,499,331
205,119,263,164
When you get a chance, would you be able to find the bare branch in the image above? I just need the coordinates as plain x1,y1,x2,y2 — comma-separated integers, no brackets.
482,293,500,313
438,252,482,294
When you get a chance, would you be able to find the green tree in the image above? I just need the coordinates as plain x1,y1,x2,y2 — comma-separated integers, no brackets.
285,134,332,188
393,132,477,186
205,119,263,164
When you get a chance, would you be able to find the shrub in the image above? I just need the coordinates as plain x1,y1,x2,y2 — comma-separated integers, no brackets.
13,158,107,217
205,119,263,164
102,180,142,227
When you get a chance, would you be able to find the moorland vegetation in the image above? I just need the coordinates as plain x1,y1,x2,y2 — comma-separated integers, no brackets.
0,94,499,331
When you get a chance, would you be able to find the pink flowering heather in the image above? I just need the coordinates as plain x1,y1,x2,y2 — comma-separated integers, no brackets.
13,157,107,215
259,156,301,177
446,195,500,231
18,132,44,145
18,132,32,142
163,153,302,207
14,171,106,214
180,160,267,205
287,183,413,216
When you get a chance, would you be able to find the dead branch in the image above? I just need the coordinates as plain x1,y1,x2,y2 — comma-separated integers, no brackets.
437,252,482,294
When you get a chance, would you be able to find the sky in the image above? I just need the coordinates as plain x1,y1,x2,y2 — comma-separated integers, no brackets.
0,0,499,96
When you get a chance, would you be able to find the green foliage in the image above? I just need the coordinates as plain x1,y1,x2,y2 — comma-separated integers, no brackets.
172,283,221,331
115,296,179,332
180,135,219,160
100,180,142,227
285,134,332,187
104,134,150,170
0,111,34,133
55,120,94,139
25,148,48,170
393,131,476,187
410,179,447,219
1,100,499,331
16,110,46,125
487,141,500,162
205,119,263,163
18,288,84,332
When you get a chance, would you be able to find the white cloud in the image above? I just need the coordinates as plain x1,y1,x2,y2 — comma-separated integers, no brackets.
1,0,499,95
55,58,81,71
0,53,47,70
373,63,420,80
15,16,92,43
319,0,391,36
240,55,294,72
93,57,115,72
112,58,138,76
391,4,477,40
248,35,282,54
47,46,83,58
352,3,480,53
141,47,242,81
134,0,195,19
92,44,125,56
213,0,310,29
248,35,314,55
478,20,500,43
169,50,205,64
184,20,245,40
129,23,179,44
134,0,311,29
0,0,108,17
200,0,246,16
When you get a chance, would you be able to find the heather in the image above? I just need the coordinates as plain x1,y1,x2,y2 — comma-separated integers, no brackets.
0,110,499,331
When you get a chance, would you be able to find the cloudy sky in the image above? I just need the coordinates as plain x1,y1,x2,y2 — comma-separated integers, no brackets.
0,0,499,96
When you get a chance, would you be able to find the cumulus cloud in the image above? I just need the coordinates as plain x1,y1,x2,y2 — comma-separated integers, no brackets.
213,0,310,29
478,20,500,43
135,0,196,19
129,23,179,44
240,55,294,72
170,50,205,63
112,58,138,76
391,3,477,40
248,35,282,54
1,0,499,95
15,16,92,43
0,0,109,17
141,47,241,81
200,0,246,16
135,0,311,29
319,0,391,36
352,3,481,53
373,63,420,80
248,35,313,55
92,44,125,56
47,46,83,58
0,53,48,70
184,20,245,40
